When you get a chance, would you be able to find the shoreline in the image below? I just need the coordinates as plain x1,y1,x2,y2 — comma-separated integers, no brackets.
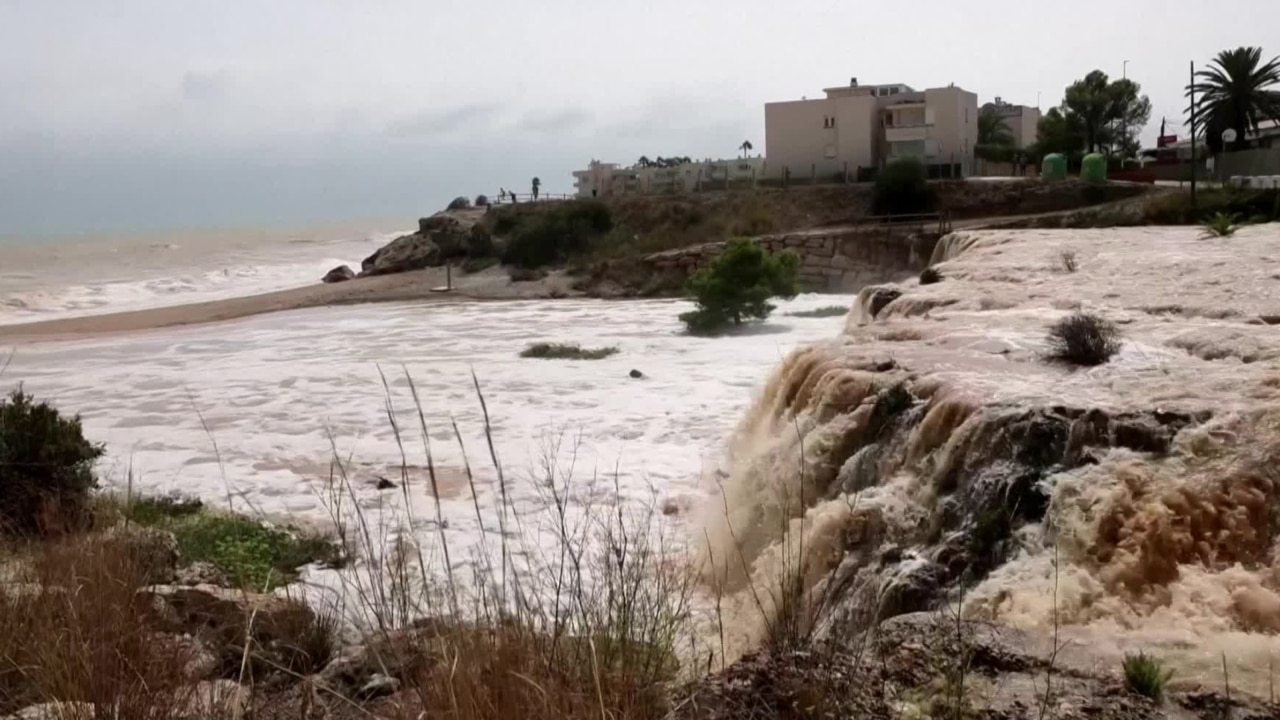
0,266,583,345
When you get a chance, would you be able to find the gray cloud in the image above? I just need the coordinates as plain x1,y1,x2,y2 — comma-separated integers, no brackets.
385,103,500,138
3,0,1279,235
517,107,593,133
181,71,227,101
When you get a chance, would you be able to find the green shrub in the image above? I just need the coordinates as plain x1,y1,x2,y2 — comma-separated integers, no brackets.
120,494,205,525
474,194,490,207
0,389,103,536
174,513,341,589
447,196,471,211
679,239,799,333
520,343,618,360
1122,652,1172,702
1201,211,1238,238
501,201,614,268
873,159,937,216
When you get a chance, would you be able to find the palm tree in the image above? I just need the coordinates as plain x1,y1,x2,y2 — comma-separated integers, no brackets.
978,107,1015,147
1188,46,1280,152
739,140,754,158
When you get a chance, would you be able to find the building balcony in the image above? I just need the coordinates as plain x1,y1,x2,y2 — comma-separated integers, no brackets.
886,125,930,142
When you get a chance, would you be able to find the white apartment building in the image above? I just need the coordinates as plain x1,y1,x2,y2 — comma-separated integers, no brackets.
572,156,766,198
764,78,980,179
981,97,1041,149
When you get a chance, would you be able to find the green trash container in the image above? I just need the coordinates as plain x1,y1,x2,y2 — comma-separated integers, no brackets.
1080,153,1107,184
1041,153,1068,181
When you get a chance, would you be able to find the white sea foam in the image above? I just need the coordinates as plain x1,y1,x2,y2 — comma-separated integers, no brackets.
2,292,854,581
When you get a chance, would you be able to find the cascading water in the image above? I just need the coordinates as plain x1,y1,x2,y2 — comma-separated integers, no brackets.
701,225,1280,694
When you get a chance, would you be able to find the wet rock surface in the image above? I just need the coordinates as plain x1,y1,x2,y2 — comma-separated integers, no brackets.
675,612,1280,719
712,225,1280,697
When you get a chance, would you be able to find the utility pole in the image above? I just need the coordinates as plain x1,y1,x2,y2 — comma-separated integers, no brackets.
1189,60,1197,212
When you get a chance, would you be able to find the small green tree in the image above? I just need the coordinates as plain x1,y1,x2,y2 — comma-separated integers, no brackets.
679,239,799,333
873,158,937,215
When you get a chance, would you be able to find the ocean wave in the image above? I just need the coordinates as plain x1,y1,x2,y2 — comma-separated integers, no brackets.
0,255,359,324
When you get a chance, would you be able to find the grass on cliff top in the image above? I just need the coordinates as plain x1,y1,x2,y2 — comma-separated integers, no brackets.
104,494,343,589
520,342,619,360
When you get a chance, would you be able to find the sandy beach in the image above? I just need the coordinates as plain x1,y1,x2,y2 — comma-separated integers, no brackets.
0,265,578,344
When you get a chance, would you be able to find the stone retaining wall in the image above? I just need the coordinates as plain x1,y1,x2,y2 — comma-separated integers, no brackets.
644,227,942,292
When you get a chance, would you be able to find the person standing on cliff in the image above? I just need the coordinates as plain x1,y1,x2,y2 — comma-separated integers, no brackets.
531,177,541,201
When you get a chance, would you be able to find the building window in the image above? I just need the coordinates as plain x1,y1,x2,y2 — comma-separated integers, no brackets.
890,87,900,95
822,116,835,129
889,140,927,158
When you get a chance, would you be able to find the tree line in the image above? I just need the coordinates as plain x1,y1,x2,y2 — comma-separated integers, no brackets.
977,45,1279,162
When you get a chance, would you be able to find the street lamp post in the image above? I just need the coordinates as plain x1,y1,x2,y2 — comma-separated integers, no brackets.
1116,60,1131,156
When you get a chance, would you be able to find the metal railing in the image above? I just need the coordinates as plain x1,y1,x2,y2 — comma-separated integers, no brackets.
853,210,953,234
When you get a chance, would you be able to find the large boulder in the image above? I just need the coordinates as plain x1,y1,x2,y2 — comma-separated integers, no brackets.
359,214,478,276
360,234,441,276
322,265,355,283
418,214,469,259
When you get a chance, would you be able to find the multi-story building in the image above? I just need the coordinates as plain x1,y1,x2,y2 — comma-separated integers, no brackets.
980,98,1041,149
571,157,766,198
764,78,979,179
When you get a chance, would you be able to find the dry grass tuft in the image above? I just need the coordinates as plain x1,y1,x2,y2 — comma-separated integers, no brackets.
0,535,200,717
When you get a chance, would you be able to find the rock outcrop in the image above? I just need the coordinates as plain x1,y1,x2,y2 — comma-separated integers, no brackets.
359,212,485,277
674,611,1276,719
322,265,355,283
644,227,940,293
140,584,328,677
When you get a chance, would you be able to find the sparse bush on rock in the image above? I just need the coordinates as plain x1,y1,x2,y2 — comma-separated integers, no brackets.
447,196,471,211
520,343,618,360
1059,249,1079,273
918,267,943,285
1046,312,1121,366
474,194,490,207
0,388,103,536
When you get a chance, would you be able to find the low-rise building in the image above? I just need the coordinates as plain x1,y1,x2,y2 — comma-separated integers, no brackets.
764,78,979,179
980,98,1041,149
571,157,766,198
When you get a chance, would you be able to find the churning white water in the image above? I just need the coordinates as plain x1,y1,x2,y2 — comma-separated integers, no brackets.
1,293,855,570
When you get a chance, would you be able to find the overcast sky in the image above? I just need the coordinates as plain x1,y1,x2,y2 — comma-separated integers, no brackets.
3,0,1278,236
